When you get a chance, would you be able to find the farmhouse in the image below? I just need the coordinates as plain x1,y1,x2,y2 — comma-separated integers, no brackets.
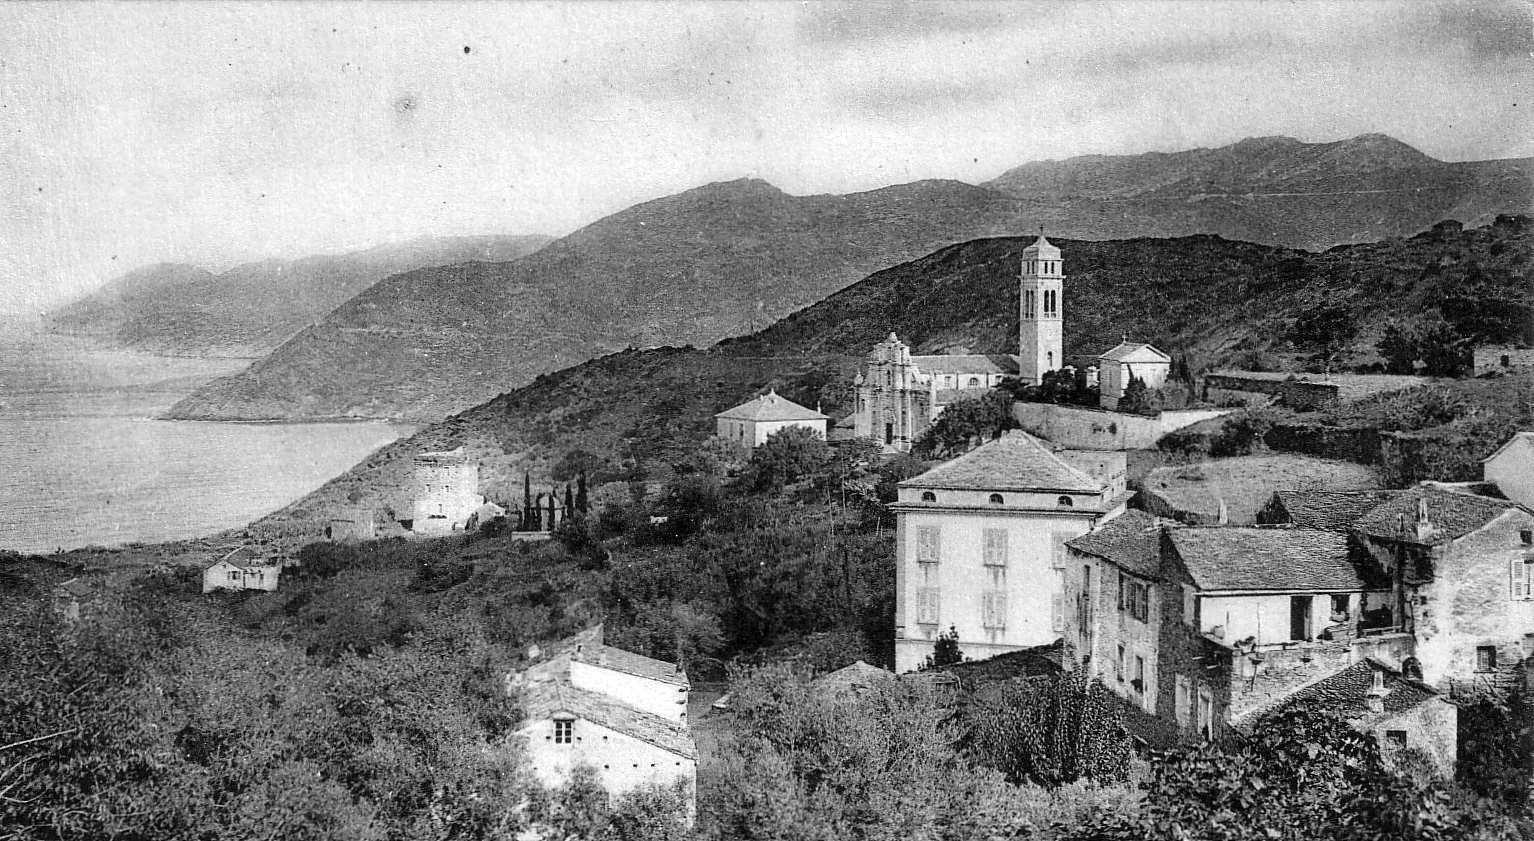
202,546,281,594
714,389,828,447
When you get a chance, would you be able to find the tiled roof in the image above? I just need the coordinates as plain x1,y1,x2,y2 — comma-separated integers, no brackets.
587,644,689,687
910,354,1019,376
1259,659,1441,723
715,390,827,422
520,671,695,759
1098,342,1171,363
1353,486,1525,545
1168,527,1383,592
207,545,276,571
1484,431,1534,464
900,430,1103,493
1268,490,1405,532
1066,510,1164,579
812,660,895,694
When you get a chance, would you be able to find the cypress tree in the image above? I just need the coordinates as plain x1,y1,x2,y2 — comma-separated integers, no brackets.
547,491,557,530
522,471,533,531
576,472,590,513
564,484,575,519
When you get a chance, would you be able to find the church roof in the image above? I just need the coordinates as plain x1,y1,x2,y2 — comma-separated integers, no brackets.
899,430,1103,494
1098,341,1172,364
1021,233,1061,259
910,354,1019,376
715,390,827,422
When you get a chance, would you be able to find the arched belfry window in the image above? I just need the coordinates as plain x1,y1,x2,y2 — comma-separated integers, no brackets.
989,493,1004,505
1058,496,1074,507
921,491,937,502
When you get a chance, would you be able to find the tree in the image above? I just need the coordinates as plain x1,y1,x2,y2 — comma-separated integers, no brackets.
1290,303,1358,369
912,389,1018,458
742,427,831,492
521,471,534,531
967,668,1130,786
1377,323,1419,374
575,471,590,514
923,625,963,669
1116,376,1162,416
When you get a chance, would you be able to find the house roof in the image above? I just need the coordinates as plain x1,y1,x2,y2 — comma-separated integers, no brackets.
1066,510,1164,579
519,671,695,759
1098,341,1171,364
582,643,689,687
1267,490,1406,532
206,545,276,571
1257,659,1441,724
55,578,94,598
1483,431,1534,464
1353,486,1526,546
910,354,1019,376
714,389,827,422
1168,527,1382,592
812,660,895,694
899,430,1103,493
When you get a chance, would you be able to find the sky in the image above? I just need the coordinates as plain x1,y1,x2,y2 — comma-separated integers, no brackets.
0,0,1528,315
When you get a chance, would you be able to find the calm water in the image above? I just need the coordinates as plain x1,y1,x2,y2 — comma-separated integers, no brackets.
0,332,410,554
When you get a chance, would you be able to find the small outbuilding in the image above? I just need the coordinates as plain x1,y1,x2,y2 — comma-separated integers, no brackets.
714,389,828,447
202,546,282,594
1097,341,1172,410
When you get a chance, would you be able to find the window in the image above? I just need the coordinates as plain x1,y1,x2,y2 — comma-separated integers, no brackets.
1384,730,1407,749
1115,645,1125,681
1057,495,1074,507
921,491,937,503
1502,355,1512,367
1024,290,1036,319
1521,529,1533,545
1119,572,1149,622
1330,593,1351,617
1197,689,1214,739
1175,676,1192,727
983,529,1008,566
1182,585,1198,628
916,526,940,562
988,493,1005,505
554,719,573,744
982,591,1007,629
967,377,981,387
916,587,940,625
1513,559,1534,599
1476,646,1498,672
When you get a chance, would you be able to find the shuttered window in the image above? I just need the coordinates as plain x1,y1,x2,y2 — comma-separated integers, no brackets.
1512,559,1534,600
917,587,940,625
983,529,1008,567
982,591,1007,629
916,527,940,564
1175,675,1191,727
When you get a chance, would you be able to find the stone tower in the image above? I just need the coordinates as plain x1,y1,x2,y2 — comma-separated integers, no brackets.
1017,232,1064,385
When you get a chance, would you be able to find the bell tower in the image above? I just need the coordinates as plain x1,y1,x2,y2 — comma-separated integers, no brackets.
1018,229,1064,385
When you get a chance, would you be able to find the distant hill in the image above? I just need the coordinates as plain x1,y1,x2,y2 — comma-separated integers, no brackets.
47,235,553,357
168,134,1530,422
247,217,1530,542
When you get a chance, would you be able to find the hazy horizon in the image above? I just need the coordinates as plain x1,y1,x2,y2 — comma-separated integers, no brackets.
2,0,1528,314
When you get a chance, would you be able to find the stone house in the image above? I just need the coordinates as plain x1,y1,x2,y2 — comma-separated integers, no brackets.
1096,341,1172,411
409,448,485,535
715,389,828,448
1483,431,1534,509
201,546,281,594
892,430,1130,673
811,660,895,699
1251,658,1458,776
513,626,695,813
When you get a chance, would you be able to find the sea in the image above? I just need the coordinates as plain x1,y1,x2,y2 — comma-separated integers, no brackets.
0,331,411,555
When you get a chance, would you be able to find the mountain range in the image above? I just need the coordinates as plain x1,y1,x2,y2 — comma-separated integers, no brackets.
248,215,1530,542
47,235,552,357
135,133,1531,421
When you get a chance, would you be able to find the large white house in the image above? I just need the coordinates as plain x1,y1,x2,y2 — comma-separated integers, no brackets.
891,430,1130,672
714,389,828,447
513,626,696,812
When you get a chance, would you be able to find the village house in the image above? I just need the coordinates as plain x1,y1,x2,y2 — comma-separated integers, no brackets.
408,448,485,535
892,429,1130,673
1096,340,1172,411
512,626,696,814
201,546,282,594
1483,431,1534,509
714,389,828,447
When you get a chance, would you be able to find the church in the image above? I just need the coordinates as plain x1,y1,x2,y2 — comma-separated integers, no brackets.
848,233,1170,452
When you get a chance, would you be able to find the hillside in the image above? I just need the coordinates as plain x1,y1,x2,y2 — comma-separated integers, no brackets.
247,217,1530,543
47,235,552,357
166,134,1530,422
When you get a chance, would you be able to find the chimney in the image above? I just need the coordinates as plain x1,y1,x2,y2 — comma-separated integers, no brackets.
1413,496,1436,542
1366,669,1387,714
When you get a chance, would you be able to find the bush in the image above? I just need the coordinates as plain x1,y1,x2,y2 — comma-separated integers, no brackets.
741,427,831,492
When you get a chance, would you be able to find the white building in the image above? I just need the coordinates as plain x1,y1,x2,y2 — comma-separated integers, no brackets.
851,333,1018,452
1483,431,1534,509
410,448,484,535
1097,340,1173,411
714,390,828,447
514,627,696,812
202,546,282,594
892,430,1130,673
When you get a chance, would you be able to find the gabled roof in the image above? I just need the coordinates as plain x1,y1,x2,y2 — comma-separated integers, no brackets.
812,660,894,695
1267,490,1406,532
1066,510,1163,579
206,545,276,571
910,354,1019,376
582,644,689,687
1484,431,1534,464
519,672,695,759
1256,658,1441,724
1168,527,1383,592
1098,341,1172,364
715,389,827,422
1353,486,1527,546
900,430,1102,493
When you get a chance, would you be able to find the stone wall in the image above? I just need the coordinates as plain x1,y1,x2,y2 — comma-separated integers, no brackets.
1225,638,1355,721
1012,402,1225,451
1266,423,1382,465
1473,346,1534,377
